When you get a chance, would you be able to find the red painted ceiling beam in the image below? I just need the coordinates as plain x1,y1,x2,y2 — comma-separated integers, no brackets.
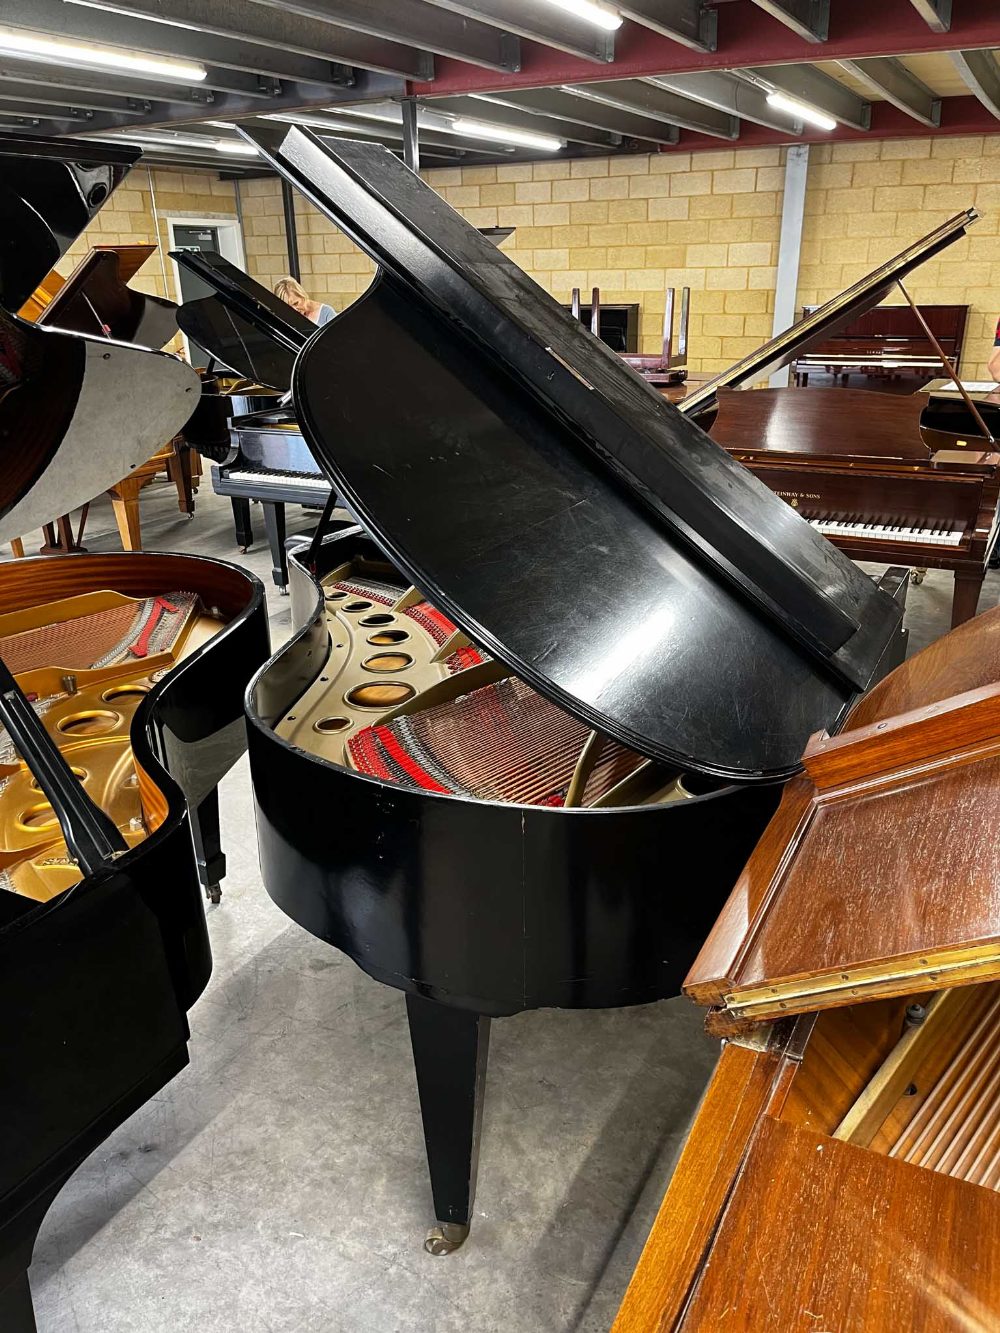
413,0,1000,97
668,94,1000,153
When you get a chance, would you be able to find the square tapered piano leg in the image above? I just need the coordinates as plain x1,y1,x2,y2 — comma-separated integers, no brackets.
405,994,491,1255
952,569,987,628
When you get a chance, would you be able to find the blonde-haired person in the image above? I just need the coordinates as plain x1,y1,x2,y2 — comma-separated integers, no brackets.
274,276,336,327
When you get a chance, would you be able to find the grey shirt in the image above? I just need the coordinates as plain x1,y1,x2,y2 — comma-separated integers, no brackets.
315,303,336,326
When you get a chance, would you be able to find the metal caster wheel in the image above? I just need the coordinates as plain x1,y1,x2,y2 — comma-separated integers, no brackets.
909,568,926,586
424,1223,469,1256
206,885,222,905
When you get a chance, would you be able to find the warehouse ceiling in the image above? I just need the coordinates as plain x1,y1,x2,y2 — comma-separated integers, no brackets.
0,0,996,172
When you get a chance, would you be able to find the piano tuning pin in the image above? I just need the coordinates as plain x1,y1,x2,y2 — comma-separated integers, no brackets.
61,674,78,695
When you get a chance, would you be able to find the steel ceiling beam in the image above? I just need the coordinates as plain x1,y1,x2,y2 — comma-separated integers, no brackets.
30,69,405,138
839,56,940,126
417,1,613,63
563,78,738,138
57,0,434,81
615,2,716,52
646,72,801,132
481,88,679,145
431,95,625,146
0,85,159,116
747,64,871,130
413,0,999,96
908,0,951,31
747,0,829,42
0,55,289,102
951,49,1000,120
246,0,520,72
1,0,350,88
0,65,217,107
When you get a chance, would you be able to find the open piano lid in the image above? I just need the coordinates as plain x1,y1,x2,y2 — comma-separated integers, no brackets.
0,134,139,313
243,124,910,781
686,602,1000,1030
30,244,178,349
170,248,314,389
679,207,978,420
0,137,199,543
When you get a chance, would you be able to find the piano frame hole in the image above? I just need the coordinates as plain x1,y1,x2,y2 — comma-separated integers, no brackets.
314,716,352,734
366,629,410,646
18,802,62,832
362,652,414,674
345,682,416,710
31,767,87,792
359,613,395,627
325,590,347,601
56,709,121,737
343,600,372,613
102,684,150,702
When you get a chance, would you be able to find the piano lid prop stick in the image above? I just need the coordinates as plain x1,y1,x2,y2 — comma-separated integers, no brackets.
896,279,995,446
305,487,340,574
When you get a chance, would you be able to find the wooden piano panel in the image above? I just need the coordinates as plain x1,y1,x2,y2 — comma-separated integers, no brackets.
677,1115,1000,1331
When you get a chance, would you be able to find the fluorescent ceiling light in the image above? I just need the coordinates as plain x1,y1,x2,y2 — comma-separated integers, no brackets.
0,25,206,81
113,130,257,156
451,118,564,151
263,112,353,131
540,0,623,31
766,91,836,132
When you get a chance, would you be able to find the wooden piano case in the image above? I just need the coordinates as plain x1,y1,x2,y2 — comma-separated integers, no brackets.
614,603,1000,1333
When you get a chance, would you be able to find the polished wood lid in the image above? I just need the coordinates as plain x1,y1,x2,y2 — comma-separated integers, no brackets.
686,603,1000,1031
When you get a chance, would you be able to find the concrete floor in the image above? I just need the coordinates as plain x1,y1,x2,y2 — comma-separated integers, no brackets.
17,478,992,1333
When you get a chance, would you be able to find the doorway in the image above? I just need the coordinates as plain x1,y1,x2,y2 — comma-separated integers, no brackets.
166,216,245,365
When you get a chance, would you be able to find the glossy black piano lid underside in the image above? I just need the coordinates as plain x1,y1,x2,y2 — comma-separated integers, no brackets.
0,135,138,312
171,248,314,390
294,276,873,780
176,295,299,389
245,126,903,696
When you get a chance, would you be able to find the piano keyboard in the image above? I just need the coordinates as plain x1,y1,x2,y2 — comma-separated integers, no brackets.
806,514,964,547
225,468,329,490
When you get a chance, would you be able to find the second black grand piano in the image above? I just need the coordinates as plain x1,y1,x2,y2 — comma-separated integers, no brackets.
234,125,919,1256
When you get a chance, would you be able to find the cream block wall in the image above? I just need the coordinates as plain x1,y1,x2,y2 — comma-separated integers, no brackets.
58,165,239,355
240,149,785,373
63,137,1000,381
61,166,238,303
800,136,1000,382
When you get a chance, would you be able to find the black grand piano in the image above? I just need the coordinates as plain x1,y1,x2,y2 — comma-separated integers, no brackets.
171,249,334,590
0,134,269,1328
239,125,916,1254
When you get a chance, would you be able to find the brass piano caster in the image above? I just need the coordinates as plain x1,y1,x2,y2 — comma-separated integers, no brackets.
910,568,927,585
424,1222,469,1256
205,885,222,905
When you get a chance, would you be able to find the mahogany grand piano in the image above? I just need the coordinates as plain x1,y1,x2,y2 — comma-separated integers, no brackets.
674,213,998,629
0,133,269,1329
238,123,920,1256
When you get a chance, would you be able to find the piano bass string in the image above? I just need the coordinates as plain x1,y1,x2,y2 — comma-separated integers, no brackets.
277,554,725,810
